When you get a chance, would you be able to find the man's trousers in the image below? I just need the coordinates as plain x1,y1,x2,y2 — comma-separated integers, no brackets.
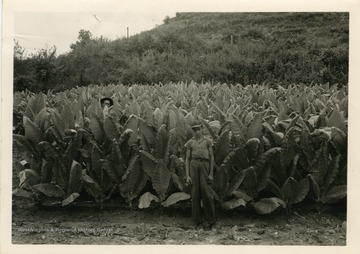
189,159,216,226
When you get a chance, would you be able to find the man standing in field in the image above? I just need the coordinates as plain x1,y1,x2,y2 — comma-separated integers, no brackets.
185,120,216,230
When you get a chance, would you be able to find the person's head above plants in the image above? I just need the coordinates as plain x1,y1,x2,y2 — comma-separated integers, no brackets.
100,97,114,109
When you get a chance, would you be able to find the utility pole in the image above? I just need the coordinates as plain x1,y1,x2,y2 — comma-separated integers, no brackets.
127,27,129,38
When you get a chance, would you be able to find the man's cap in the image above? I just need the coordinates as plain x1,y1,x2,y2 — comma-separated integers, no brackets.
100,97,114,106
191,120,203,129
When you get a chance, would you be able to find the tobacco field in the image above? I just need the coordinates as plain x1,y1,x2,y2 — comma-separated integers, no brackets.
12,82,348,245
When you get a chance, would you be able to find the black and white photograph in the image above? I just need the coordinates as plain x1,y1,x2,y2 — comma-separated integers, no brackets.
1,0,360,253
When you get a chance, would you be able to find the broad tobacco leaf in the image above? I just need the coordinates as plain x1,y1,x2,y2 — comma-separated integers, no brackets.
161,192,190,207
213,166,229,201
29,92,46,116
245,138,260,162
230,113,246,139
246,112,263,140
24,116,44,144
326,108,346,132
320,185,347,204
171,173,186,192
62,193,80,206
221,198,246,210
34,108,51,133
32,183,65,198
124,115,139,147
89,114,104,143
214,129,230,166
251,197,286,214
139,119,157,145
104,115,120,140
41,159,53,183
153,108,165,130
138,192,159,209
241,167,257,198
280,127,297,169
12,188,34,199
120,155,147,201
67,160,83,195
155,124,169,160
61,103,75,130
140,150,171,201
19,169,41,188
81,173,103,202
281,177,309,205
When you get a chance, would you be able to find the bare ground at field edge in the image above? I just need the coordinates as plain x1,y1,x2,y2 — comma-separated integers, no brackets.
11,197,346,245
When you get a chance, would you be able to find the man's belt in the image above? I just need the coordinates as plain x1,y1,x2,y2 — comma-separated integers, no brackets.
193,158,209,162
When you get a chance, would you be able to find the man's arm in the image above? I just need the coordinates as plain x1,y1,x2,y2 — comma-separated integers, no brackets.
208,144,214,181
185,148,192,185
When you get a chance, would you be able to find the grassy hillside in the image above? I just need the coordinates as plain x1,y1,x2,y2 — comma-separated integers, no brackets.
14,12,349,92
161,12,348,42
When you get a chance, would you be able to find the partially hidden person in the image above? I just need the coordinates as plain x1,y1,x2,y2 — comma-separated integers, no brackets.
100,97,114,115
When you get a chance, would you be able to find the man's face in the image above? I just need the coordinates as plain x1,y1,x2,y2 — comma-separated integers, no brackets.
102,100,111,108
192,126,202,138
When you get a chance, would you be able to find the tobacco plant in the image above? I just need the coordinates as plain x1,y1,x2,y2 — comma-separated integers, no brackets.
13,82,347,214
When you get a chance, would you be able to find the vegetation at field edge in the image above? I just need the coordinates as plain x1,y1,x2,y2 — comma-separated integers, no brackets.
13,12,348,92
